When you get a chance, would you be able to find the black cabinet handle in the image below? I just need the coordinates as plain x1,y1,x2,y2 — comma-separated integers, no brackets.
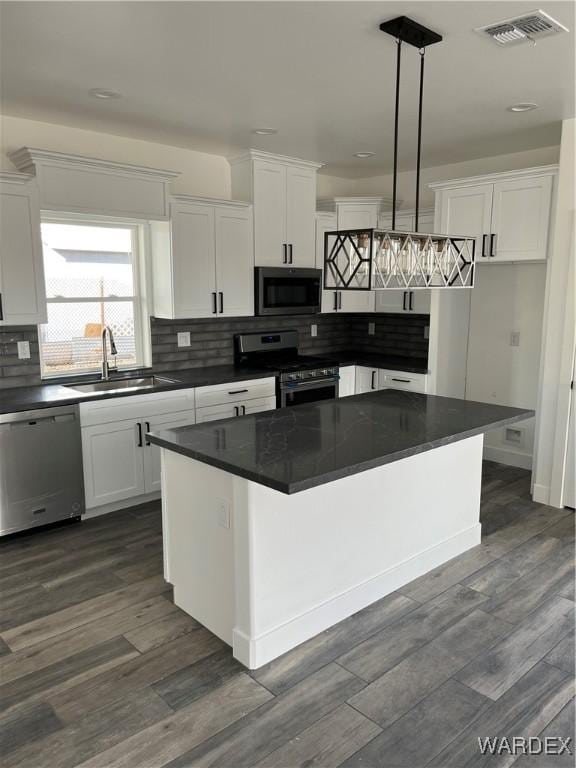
0,293,3,321
289,244,293,264
490,234,497,257
212,292,217,313
402,291,407,311
219,292,224,313
282,244,287,264
371,371,376,390
145,421,151,446
339,292,343,310
136,422,143,447
241,405,246,415
481,234,488,257
392,378,411,383
234,406,239,417
333,291,338,311
409,292,414,311
228,388,249,395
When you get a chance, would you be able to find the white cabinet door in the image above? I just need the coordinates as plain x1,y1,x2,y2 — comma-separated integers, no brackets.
378,370,428,393
439,184,493,258
171,202,216,318
340,290,375,313
337,205,378,230
215,206,254,317
338,366,356,397
375,290,430,314
239,395,276,415
143,410,196,494
253,160,287,266
196,402,239,423
490,175,553,262
0,177,47,325
286,166,315,267
82,419,145,508
355,366,379,394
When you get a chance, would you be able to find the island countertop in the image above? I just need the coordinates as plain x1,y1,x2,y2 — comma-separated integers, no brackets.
147,390,533,494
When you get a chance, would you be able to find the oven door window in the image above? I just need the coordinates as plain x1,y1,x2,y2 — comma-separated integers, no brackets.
263,276,319,311
284,383,337,407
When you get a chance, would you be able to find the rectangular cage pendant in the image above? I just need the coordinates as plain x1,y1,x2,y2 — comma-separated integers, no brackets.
324,229,475,290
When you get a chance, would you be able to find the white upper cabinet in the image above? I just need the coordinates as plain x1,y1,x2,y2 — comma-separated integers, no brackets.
0,173,47,325
431,167,556,263
151,197,253,319
230,150,322,268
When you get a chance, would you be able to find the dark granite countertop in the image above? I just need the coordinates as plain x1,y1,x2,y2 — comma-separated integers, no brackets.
333,352,428,374
148,390,533,494
0,365,277,415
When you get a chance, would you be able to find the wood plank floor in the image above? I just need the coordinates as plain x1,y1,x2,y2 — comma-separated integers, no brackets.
1,461,574,768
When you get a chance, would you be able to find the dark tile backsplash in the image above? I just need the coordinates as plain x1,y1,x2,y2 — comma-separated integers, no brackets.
0,313,429,389
151,312,429,373
0,326,42,389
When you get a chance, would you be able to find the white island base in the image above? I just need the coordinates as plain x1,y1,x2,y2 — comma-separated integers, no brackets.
160,434,483,669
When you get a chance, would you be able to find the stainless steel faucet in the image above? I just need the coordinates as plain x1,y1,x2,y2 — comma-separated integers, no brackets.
101,325,118,380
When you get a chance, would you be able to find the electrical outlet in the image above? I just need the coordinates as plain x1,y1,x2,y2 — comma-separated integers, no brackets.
368,322,375,336
17,341,30,359
310,324,318,338
510,331,520,347
177,332,191,348
505,427,523,446
217,499,231,529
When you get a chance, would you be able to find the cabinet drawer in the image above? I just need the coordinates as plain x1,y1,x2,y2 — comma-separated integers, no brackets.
195,377,276,408
196,395,276,423
79,387,196,426
378,370,427,393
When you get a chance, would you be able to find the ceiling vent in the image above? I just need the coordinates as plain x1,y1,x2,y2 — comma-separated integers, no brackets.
476,9,569,46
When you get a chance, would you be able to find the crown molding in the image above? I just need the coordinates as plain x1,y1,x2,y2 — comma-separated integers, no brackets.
0,171,34,185
428,164,559,191
171,194,251,209
229,148,323,170
9,147,180,182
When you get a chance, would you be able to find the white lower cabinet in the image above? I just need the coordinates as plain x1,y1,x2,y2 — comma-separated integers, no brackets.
338,366,356,397
196,395,276,423
355,366,379,394
378,369,428,393
144,411,197,494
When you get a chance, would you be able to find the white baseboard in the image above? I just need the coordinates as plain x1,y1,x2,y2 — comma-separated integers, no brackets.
232,522,481,670
83,491,160,519
532,483,551,505
483,445,533,470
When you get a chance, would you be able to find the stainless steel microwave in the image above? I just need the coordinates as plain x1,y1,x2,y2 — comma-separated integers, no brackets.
255,267,321,316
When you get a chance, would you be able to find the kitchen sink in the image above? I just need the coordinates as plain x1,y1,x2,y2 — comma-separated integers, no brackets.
66,376,178,394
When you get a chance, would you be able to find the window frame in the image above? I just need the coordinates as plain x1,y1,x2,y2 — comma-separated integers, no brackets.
39,212,152,380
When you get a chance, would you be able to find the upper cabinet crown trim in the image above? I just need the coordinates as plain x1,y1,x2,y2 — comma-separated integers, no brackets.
171,194,251,209
428,164,559,191
229,149,323,171
10,147,180,182
317,196,395,212
0,171,35,185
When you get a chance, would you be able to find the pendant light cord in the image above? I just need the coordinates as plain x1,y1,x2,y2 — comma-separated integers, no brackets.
415,48,425,232
392,39,402,231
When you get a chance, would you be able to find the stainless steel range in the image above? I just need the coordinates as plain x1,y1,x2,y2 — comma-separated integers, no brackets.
234,330,339,408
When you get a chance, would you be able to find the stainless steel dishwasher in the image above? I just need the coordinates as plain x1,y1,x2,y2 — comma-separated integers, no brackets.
0,404,85,536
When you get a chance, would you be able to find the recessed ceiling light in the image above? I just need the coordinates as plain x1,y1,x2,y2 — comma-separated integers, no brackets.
354,152,375,158
507,103,539,112
89,88,122,100
253,128,278,135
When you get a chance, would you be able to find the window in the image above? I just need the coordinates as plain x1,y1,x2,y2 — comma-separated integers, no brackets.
39,218,149,377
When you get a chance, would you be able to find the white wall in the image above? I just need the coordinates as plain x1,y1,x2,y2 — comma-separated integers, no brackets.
466,263,547,469
318,146,560,206
533,118,576,506
0,115,231,199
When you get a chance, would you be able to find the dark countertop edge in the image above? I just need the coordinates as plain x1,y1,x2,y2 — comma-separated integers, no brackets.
148,408,534,495
0,367,278,415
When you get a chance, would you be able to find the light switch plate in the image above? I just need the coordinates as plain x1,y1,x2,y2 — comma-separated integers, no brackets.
177,332,191,348
17,341,30,359
310,324,318,337
368,322,375,336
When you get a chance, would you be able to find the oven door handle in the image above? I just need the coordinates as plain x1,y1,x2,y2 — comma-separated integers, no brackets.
282,375,340,389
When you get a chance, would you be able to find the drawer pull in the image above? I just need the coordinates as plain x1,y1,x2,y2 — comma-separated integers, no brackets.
228,389,249,395
391,378,411,383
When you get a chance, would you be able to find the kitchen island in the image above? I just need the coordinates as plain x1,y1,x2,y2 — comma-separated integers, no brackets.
148,390,532,669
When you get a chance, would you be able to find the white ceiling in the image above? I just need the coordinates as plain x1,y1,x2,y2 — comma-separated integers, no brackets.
1,1,573,177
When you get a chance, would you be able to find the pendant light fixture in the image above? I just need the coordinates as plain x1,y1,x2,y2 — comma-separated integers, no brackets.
324,16,475,291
